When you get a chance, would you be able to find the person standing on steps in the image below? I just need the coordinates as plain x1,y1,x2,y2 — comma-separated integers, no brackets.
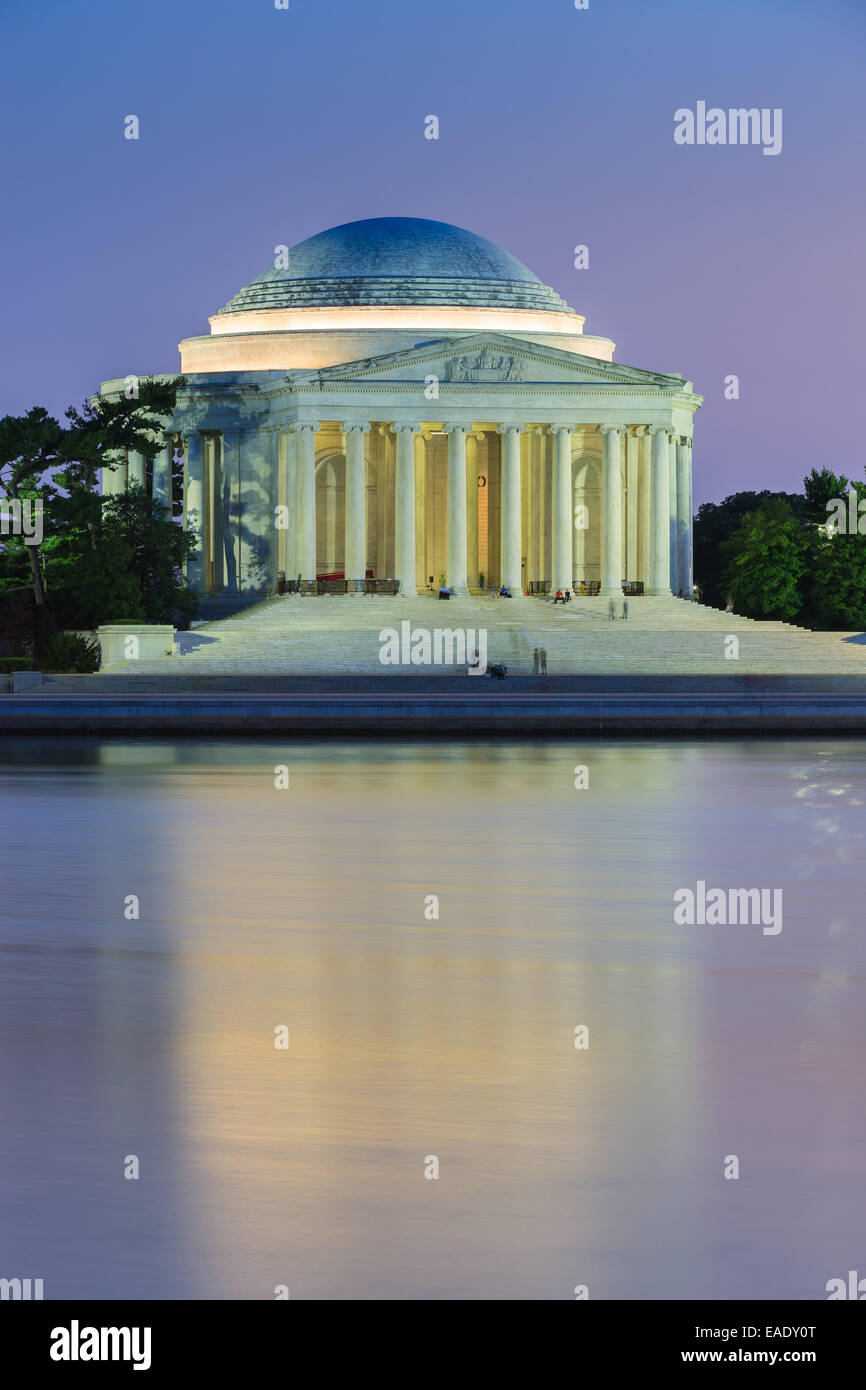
532,648,539,674
538,647,547,675
608,599,616,620
622,600,629,620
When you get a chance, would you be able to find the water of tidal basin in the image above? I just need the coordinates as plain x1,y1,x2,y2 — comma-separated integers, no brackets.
1,737,864,1302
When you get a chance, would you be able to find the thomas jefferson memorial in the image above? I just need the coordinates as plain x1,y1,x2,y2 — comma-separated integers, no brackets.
100,217,701,612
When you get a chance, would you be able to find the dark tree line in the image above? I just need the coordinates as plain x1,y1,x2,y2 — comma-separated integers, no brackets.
0,378,196,665
695,468,866,629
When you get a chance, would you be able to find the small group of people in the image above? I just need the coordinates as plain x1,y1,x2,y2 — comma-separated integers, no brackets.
608,599,629,619
553,588,572,605
532,648,548,675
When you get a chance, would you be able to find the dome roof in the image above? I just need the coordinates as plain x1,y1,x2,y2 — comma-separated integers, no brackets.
217,217,576,316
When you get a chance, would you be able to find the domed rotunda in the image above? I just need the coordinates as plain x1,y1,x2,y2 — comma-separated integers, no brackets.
100,216,701,612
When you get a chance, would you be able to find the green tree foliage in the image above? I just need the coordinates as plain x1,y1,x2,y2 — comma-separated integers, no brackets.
808,528,866,630
721,498,811,622
40,631,101,674
802,467,852,526
44,484,195,630
0,378,195,656
694,490,807,610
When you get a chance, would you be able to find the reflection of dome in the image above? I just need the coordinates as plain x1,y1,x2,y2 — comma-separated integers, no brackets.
217,217,576,316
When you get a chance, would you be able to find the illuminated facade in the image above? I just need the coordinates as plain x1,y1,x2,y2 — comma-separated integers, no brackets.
100,217,701,611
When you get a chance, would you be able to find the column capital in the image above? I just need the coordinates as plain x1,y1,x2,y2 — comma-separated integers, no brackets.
288,421,321,434
389,422,421,435
443,422,469,435
648,425,675,438
496,423,527,436
340,421,371,434
633,424,653,438
546,423,578,436
599,423,627,437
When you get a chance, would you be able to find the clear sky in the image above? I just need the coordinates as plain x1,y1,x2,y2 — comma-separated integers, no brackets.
0,0,862,506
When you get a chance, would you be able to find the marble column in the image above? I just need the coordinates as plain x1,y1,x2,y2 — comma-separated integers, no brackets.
444,423,468,593
600,425,626,596
292,422,320,583
528,429,541,586
222,429,241,594
209,435,224,592
153,436,173,508
391,423,419,596
102,449,127,497
342,421,370,590
414,432,427,590
636,426,652,588
498,424,525,591
183,431,207,593
466,432,481,591
238,427,277,596
625,430,639,582
668,433,679,593
280,425,297,584
648,426,673,596
676,435,693,597
688,442,694,595
520,429,532,592
549,425,575,592
127,449,146,489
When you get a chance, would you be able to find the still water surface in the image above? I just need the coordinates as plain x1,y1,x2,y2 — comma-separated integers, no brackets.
1,737,864,1300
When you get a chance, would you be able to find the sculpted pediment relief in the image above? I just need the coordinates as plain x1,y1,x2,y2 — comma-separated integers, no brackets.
442,347,526,382
289,334,686,391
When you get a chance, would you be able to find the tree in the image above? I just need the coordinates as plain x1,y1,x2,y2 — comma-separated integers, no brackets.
808,527,866,630
45,484,195,630
721,498,811,622
0,408,64,631
0,377,193,654
694,489,807,610
802,467,852,526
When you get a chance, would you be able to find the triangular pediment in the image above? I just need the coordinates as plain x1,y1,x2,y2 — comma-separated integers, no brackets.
287,333,686,390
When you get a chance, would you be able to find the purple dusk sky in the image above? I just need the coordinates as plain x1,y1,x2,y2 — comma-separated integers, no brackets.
0,0,863,507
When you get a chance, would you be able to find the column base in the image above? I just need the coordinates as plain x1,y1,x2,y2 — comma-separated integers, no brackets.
396,586,417,597
645,587,675,597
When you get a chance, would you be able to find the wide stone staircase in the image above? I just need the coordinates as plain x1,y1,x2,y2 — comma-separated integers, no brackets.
84,592,866,680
